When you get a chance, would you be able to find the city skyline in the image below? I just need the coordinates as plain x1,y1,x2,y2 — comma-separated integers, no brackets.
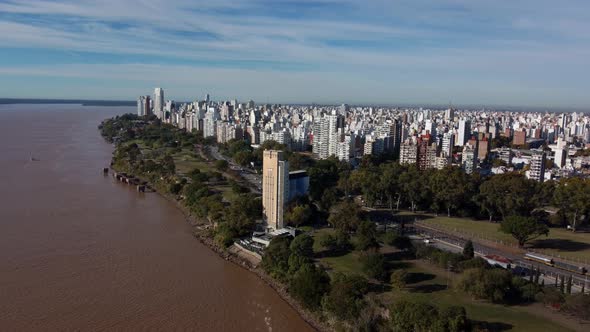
0,0,589,108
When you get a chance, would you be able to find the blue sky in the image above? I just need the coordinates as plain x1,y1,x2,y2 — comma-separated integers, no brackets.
0,0,589,108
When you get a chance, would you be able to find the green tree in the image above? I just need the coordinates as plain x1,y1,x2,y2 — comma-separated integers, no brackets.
389,300,440,332
390,269,408,290
554,177,590,232
477,173,537,221
214,159,229,171
225,194,262,236
430,166,471,216
322,273,369,321
355,220,380,251
384,230,413,251
284,205,312,227
319,230,351,253
458,268,517,303
361,252,387,281
437,306,470,332
233,150,253,166
463,240,475,259
161,154,176,175
328,200,362,233
399,165,424,212
262,237,291,281
289,234,314,258
380,162,405,211
288,263,330,311
288,253,310,274
308,157,342,201
500,215,549,247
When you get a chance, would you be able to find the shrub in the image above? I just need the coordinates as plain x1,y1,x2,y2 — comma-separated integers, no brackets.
390,269,408,290
361,252,388,281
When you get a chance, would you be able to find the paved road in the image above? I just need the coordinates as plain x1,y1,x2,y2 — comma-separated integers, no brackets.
209,146,262,194
412,223,589,292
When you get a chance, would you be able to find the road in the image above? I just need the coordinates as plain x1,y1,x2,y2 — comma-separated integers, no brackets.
411,223,588,292
209,146,262,194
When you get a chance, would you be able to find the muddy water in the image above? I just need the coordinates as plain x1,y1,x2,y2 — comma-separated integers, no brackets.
0,104,312,331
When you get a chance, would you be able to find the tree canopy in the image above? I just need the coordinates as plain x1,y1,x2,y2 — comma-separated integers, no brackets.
500,215,549,247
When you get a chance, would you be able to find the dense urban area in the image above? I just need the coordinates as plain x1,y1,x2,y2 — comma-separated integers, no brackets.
98,88,590,331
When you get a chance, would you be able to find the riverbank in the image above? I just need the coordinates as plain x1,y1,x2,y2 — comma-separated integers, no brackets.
108,166,330,332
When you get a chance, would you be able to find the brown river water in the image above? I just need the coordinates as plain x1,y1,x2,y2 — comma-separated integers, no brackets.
0,104,312,331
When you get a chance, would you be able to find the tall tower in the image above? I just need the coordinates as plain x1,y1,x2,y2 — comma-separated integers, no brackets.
456,119,470,146
528,151,546,182
154,88,164,119
262,150,289,231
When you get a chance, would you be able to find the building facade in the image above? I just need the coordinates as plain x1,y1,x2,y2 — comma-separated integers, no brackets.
262,150,289,231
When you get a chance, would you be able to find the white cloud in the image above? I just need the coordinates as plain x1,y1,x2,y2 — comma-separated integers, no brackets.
0,0,588,107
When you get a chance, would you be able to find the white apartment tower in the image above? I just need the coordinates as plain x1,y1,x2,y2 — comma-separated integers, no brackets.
154,88,164,119
528,152,546,182
462,145,477,174
456,119,470,147
203,107,220,138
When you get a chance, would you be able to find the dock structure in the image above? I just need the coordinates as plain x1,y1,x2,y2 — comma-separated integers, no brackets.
111,171,154,193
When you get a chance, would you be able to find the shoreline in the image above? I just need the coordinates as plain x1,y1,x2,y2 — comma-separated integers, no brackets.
111,168,329,332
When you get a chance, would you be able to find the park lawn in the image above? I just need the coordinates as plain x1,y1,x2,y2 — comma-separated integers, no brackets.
383,261,573,332
311,228,335,253
310,225,578,331
173,154,213,175
215,184,238,202
417,214,590,262
320,252,364,275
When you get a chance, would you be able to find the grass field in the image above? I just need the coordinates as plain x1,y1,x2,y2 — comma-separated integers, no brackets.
310,228,577,331
172,148,213,175
414,214,590,262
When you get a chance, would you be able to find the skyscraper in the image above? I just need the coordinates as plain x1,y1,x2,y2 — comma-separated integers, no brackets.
528,151,546,182
262,150,289,231
203,107,220,138
137,95,151,116
456,119,470,146
154,88,164,119
462,144,478,174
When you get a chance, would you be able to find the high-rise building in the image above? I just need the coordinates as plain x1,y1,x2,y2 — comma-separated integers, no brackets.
137,95,151,116
499,148,512,165
528,151,546,182
445,108,455,121
400,140,417,165
513,130,526,146
417,134,437,170
554,148,567,168
327,111,345,157
262,150,289,231
441,132,454,158
154,88,164,119
456,119,470,146
462,144,478,174
203,107,220,138
477,137,489,162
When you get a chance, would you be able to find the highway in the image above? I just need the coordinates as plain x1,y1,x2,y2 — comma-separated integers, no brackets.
209,146,262,194
412,223,588,292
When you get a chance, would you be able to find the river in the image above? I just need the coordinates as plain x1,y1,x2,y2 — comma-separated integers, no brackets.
0,104,313,331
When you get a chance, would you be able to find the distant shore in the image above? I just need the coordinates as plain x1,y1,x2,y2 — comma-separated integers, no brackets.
0,98,135,107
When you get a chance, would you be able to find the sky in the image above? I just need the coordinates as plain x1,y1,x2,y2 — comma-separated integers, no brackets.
0,0,589,108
